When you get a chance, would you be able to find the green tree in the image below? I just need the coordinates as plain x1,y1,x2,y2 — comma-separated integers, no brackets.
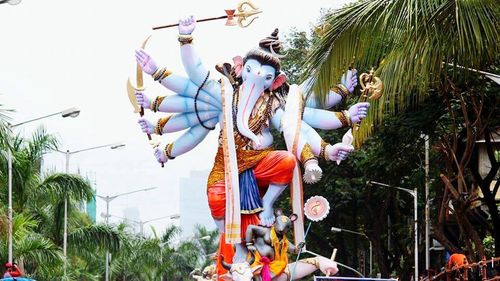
0,123,122,280
303,0,498,265
277,1,499,277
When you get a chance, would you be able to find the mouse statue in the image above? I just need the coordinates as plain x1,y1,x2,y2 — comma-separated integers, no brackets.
244,210,304,280
220,210,338,281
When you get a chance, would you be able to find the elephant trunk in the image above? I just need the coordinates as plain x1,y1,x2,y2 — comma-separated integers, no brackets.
236,83,264,147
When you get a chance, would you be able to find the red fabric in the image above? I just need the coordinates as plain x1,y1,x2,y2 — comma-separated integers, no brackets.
259,256,272,281
216,234,234,280
207,150,296,219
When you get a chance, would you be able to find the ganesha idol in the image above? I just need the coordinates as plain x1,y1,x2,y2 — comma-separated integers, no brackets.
134,16,369,277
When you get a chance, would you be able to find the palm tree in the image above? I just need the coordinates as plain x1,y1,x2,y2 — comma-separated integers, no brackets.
304,0,498,144
0,209,63,278
303,0,499,269
0,102,12,123
0,123,122,280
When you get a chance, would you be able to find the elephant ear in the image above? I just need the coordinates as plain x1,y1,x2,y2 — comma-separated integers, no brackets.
270,72,287,91
232,56,244,77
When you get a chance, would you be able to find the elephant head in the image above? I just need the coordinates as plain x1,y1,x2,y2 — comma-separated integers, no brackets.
233,29,287,146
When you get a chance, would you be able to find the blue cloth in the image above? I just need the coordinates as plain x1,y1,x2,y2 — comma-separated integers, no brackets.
1,278,36,281
239,169,263,214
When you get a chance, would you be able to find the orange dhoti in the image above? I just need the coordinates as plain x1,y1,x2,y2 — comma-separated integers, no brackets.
207,150,296,223
207,149,296,279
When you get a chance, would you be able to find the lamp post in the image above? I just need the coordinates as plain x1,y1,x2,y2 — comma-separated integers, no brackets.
102,213,180,237
368,180,418,281
97,187,158,281
0,0,22,5
7,107,80,264
331,226,372,277
59,142,125,277
424,135,430,271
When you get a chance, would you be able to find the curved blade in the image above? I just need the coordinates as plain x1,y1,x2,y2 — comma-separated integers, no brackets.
127,35,152,113
127,78,141,113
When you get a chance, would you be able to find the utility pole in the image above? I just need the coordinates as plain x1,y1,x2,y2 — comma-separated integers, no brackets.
425,135,430,270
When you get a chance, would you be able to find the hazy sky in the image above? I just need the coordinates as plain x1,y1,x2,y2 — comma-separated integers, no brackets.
0,0,353,235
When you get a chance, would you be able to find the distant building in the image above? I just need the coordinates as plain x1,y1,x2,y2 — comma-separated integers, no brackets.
86,194,96,223
85,172,97,222
179,170,216,236
123,207,141,233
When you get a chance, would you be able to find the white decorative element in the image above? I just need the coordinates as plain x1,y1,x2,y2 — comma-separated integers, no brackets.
304,196,330,222
282,84,305,245
337,128,353,165
303,159,322,184
221,77,241,244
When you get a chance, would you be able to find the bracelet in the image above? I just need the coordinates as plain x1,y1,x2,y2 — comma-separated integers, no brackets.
154,115,173,135
152,68,162,79
178,34,193,45
152,68,165,81
300,143,315,163
152,67,172,82
320,140,329,160
335,84,349,99
150,96,158,112
150,96,166,112
155,119,162,135
335,110,349,128
164,143,175,160
342,110,353,127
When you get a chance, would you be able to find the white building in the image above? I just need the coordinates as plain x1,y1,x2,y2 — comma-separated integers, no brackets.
179,170,216,236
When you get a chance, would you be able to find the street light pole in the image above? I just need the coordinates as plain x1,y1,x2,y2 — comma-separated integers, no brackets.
60,142,125,277
97,187,158,281
0,0,22,5
102,213,180,237
368,180,418,281
7,149,13,264
331,227,372,277
424,135,430,271
6,107,80,264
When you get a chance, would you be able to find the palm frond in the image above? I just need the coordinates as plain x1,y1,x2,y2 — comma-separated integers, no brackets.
26,126,59,160
16,233,63,268
68,224,121,253
39,173,93,202
304,0,499,144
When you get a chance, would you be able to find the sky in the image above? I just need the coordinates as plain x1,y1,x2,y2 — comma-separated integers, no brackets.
0,0,353,236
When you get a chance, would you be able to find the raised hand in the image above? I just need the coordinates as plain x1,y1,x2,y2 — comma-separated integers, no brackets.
135,49,158,75
348,102,370,124
325,143,354,162
178,15,196,35
341,69,358,93
135,91,151,109
154,147,167,164
138,117,154,134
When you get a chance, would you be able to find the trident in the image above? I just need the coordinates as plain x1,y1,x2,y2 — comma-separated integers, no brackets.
337,68,383,162
354,67,383,130
152,1,262,30
359,68,383,103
